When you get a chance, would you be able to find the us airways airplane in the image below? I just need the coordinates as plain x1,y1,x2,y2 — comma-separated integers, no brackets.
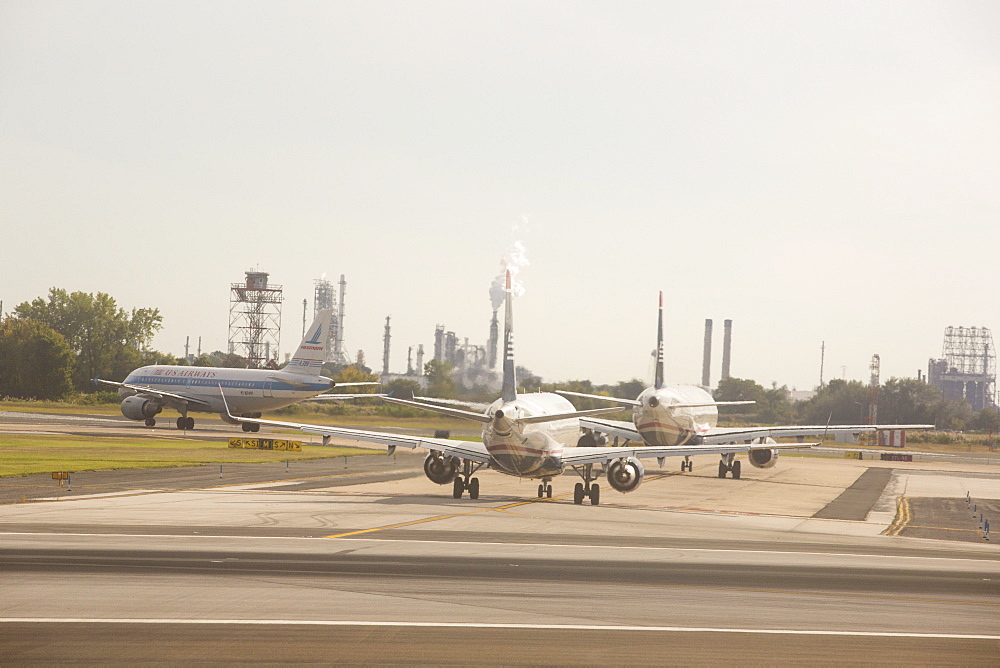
96,309,377,431
558,292,933,479
222,273,813,504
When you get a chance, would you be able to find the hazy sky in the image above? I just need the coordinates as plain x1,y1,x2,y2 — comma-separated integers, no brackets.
2,1,998,390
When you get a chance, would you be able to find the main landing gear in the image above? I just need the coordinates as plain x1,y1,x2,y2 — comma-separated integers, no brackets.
176,416,195,430
718,454,741,479
570,464,601,505
144,418,156,427
681,457,693,472
240,414,263,433
452,459,483,499
537,480,553,499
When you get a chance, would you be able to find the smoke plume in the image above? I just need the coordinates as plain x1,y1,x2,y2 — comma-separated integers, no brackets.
489,239,529,311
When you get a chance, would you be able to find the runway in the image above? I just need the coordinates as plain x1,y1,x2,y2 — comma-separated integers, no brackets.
2,413,999,664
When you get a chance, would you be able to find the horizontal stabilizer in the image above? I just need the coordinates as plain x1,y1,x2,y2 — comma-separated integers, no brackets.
556,390,640,407
518,406,625,424
380,395,492,423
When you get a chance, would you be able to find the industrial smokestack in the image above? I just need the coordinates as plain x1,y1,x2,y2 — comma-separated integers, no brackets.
335,274,347,363
488,310,499,369
416,344,424,375
702,319,713,387
722,319,732,380
382,315,391,375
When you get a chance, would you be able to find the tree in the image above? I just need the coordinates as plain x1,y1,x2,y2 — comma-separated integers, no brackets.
334,365,380,391
424,359,457,398
796,379,871,425
13,289,163,390
0,319,75,400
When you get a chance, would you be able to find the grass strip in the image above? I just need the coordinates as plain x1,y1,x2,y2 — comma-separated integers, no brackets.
0,435,373,477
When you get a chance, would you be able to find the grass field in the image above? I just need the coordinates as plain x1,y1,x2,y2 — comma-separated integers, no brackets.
0,435,373,477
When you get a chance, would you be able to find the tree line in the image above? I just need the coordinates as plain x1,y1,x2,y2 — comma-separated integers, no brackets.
3,288,998,432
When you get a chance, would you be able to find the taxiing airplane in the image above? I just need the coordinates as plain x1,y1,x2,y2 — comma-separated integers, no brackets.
96,309,378,431
222,273,814,504
558,292,933,479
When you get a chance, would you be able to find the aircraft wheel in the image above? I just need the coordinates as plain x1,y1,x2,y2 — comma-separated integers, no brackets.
251,423,260,433
144,418,156,427
590,483,600,506
718,461,728,478
573,483,584,505
546,484,552,499
453,477,464,499
732,460,741,480
537,483,544,498
468,477,480,500
176,417,186,430
187,417,195,430
241,422,252,432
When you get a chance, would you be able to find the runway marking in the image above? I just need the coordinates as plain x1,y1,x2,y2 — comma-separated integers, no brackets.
0,618,997,639
3,531,998,566
323,500,538,538
886,496,911,537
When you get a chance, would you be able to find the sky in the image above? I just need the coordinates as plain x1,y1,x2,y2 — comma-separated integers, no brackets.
2,1,999,391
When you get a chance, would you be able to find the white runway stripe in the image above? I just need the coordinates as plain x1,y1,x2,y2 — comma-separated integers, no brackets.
0,619,997,639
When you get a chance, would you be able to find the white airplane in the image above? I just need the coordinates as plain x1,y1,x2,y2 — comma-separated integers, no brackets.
96,309,378,431
222,273,813,504
558,292,933,479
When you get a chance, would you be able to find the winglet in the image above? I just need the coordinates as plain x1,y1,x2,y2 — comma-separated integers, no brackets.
501,269,517,403
218,384,236,420
654,291,665,390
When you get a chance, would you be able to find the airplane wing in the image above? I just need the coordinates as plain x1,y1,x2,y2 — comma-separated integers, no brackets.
218,390,490,463
93,378,213,409
305,393,386,401
579,416,644,443
557,389,754,410
561,441,814,467
701,424,935,444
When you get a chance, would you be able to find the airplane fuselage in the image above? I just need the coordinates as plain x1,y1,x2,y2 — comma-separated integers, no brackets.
481,392,580,478
120,365,333,417
632,385,719,446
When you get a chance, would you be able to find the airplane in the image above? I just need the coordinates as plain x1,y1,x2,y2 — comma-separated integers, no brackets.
557,292,934,479
220,272,814,504
95,309,378,431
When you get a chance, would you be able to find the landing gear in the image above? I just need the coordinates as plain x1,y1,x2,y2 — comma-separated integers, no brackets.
451,459,484,499
536,481,553,498
176,416,194,430
570,464,601,505
718,455,741,479
241,422,260,433
681,457,693,472
144,418,156,427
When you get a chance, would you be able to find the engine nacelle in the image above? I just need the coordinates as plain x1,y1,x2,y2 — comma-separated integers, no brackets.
748,438,779,469
607,457,644,493
423,452,460,485
120,395,162,420
577,431,608,448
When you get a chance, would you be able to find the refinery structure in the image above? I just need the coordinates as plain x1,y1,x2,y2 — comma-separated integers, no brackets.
928,326,996,412
313,275,350,366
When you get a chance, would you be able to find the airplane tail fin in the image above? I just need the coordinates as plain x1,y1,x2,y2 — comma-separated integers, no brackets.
501,270,517,403
284,309,333,376
654,291,665,390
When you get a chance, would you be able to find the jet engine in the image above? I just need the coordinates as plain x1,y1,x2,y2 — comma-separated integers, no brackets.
423,452,460,484
607,457,644,493
120,396,161,421
576,431,607,448
748,438,779,469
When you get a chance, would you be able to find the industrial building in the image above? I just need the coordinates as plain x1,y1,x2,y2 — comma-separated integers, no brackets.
928,326,996,412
